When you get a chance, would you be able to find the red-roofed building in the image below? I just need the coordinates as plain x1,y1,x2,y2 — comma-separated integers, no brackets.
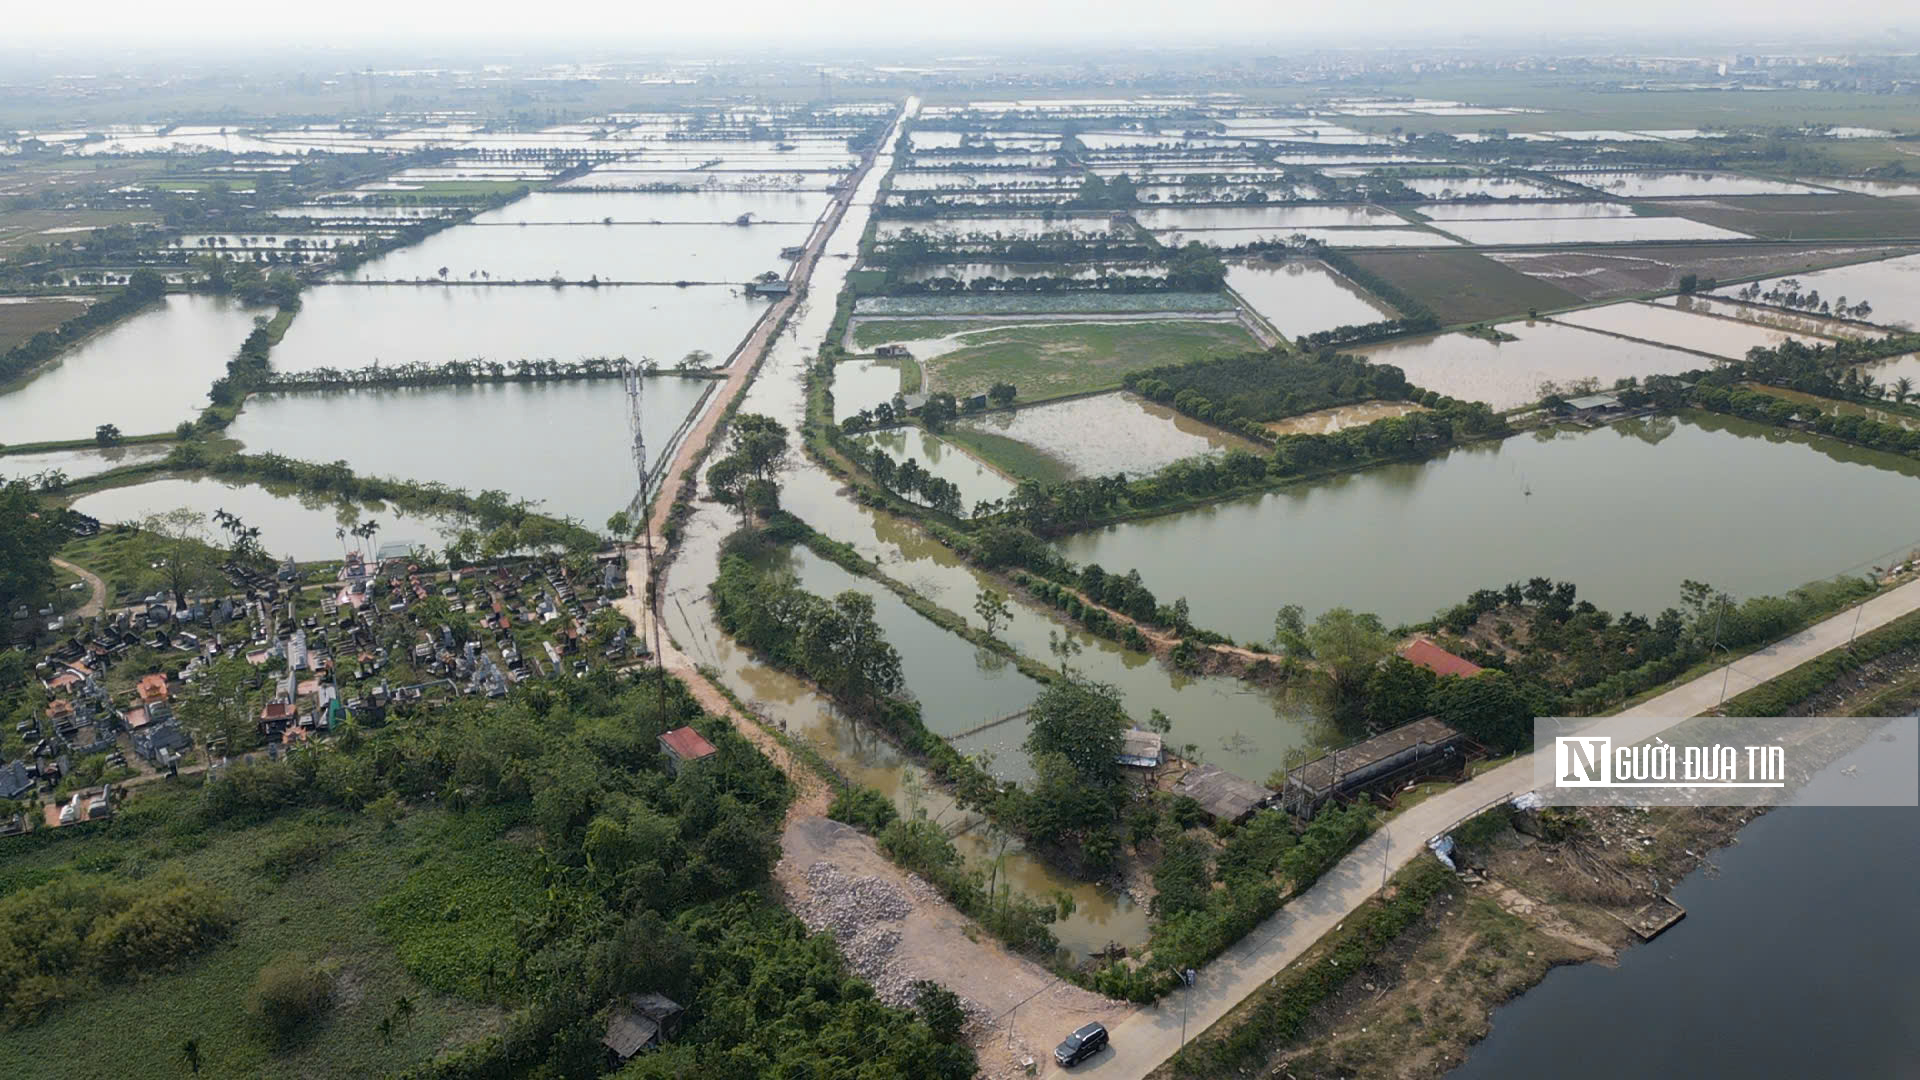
1398,638,1484,680
659,726,718,774
138,673,171,703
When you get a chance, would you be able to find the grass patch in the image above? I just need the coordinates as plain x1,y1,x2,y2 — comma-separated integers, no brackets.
852,317,1259,401
373,807,542,998
1347,250,1580,325
0,787,502,1079
0,208,159,254
1657,193,1920,240
398,180,537,198
937,424,1076,484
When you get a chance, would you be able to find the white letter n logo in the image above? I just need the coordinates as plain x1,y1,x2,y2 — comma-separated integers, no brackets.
1557,737,1611,786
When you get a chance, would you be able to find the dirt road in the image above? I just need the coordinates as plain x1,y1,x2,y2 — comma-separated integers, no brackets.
51,556,105,617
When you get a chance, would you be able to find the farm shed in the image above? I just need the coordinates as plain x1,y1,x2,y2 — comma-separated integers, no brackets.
602,992,685,1061
1280,716,1467,819
1172,764,1274,825
1397,637,1484,679
659,726,718,774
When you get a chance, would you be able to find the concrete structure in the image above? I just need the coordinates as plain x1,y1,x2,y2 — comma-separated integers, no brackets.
1281,715,1468,819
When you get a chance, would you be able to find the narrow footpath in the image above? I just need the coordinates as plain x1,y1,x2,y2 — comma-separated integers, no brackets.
1079,573,1920,1080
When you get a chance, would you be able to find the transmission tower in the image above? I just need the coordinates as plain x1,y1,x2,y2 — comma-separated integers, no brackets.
624,364,668,706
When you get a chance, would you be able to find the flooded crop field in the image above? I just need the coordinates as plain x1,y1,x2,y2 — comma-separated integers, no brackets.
873,214,1115,240
0,294,263,443
1400,176,1565,199
1160,226,1458,248
1418,201,1637,221
1552,300,1835,358
466,190,832,224
1561,171,1837,198
1225,260,1396,336
69,476,456,561
1132,205,1405,230
856,426,1017,507
0,444,170,483
1711,253,1920,330
1061,413,1920,637
951,391,1263,479
1487,243,1915,302
852,291,1234,316
1432,215,1749,244
271,284,766,372
334,220,815,282
1356,320,1706,408
1660,294,1890,340
226,376,712,526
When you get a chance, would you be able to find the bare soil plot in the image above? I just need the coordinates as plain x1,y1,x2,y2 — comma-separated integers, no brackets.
1487,243,1917,303
0,295,90,353
1654,193,1920,240
1347,250,1579,324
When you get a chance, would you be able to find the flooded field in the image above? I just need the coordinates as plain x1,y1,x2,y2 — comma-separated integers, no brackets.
886,170,1079,191
0,294,262,443
226,376,711,527
1263,401,1428,435
894,261,1160,284
953,391,1262,479
831,357,911,420
1712,254,1920,330
873,215,1114,240
1562,171,1835,198
1418,202,1636,221
1752,385,1920,430
852,292,1234,317
1433,216,1748,244
1060,413,1920,638
1857,352,1920,387
857,427,1017,507
1554,300,1836,358
1812,178,1920,198
1355,321,1704,409
1661,294,1890,341
336,220,814,282
272,285,766,372
1161,227,1457,248
1132,205,1404,230
0,444,169,483
1401,176,1564,199
1225,260,1396,337
468,190,831,224
69,476,454,562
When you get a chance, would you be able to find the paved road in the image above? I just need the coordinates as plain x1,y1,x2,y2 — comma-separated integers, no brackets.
51,556,106,617
1071,573,1920,1080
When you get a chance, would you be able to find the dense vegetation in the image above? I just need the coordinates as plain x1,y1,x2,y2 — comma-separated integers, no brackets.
0,479,65,633
1125,348,1416,436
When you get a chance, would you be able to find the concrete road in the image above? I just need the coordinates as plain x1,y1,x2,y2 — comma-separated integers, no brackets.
1066,574,1920,1080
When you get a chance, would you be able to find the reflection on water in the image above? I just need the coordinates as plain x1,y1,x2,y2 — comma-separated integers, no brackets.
337,220,815,283
1225,259,1395,338
858,427,1017,506
0,444,169,483
229,377,710,527
1061,414,1920,638
956,391,1262,478
1356,321,1705,409
1554,300,1834,358
0,295,262,444
1711,252,1920,332
69,476,453,562
1665,294,1889,342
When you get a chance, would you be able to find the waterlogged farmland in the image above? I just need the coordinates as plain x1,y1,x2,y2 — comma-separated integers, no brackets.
1225,260,1395,337
1062,414,1920,637
69,476,456,560
951,391,1264,479
1356,321,1704,409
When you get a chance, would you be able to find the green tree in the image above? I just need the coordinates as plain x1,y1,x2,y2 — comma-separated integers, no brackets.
1364,656,1438,729
1151,832,1214,918
973,587,1011,637
0,480,63,618
1429,669,1532,752
94,423,122,446
1304,607,1393,723
911,980,966,1044
987,382,1016,407
137,507,224,608
705,454,752,525
1024,678,1127,787
180,1038,201,1074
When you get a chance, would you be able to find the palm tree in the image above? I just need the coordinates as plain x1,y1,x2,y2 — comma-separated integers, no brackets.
180,1039,202,1074
1896,377,1914,405
393,995,415,1033
377,1016,393,1046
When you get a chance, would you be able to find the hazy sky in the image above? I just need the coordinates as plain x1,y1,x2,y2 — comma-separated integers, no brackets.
8,0,1918,46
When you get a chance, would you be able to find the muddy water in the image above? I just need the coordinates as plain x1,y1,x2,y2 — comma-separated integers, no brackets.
1355,322,1705,409
1225,260,1395,337
337,220,815,283
0,295,263,443
1559,171,1832,198
468,190,832,224
1753,385,1920,430
1712,254,1920,332
1857,352,1920,388
858,426,1017,506
955,391,1264,478
274,285,768,373
69,475,453,561
1663,294,1890,342
1553,301,1834,358
227,376,711,528
1060,413,1920,640
0,444,169,483
657,105,1311,954
1134,205,1402,230
1433,216,1747,244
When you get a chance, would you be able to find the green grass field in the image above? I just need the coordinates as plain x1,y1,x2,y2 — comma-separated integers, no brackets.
936,425,1076,484
1657,194,1920,240
850,317,1259,400
1348,250,1581,324
0,786,509,1080
0,209,159,254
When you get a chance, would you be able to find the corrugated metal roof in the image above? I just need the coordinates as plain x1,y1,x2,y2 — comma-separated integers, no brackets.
659,726,717,761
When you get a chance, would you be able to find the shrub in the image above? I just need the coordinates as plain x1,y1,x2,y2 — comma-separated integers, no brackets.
248,956,334,1043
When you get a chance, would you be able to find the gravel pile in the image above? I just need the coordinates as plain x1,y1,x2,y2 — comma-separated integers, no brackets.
796,861,989,1019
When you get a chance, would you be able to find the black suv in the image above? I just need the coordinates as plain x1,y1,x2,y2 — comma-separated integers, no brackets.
1055,1021,1109,1067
